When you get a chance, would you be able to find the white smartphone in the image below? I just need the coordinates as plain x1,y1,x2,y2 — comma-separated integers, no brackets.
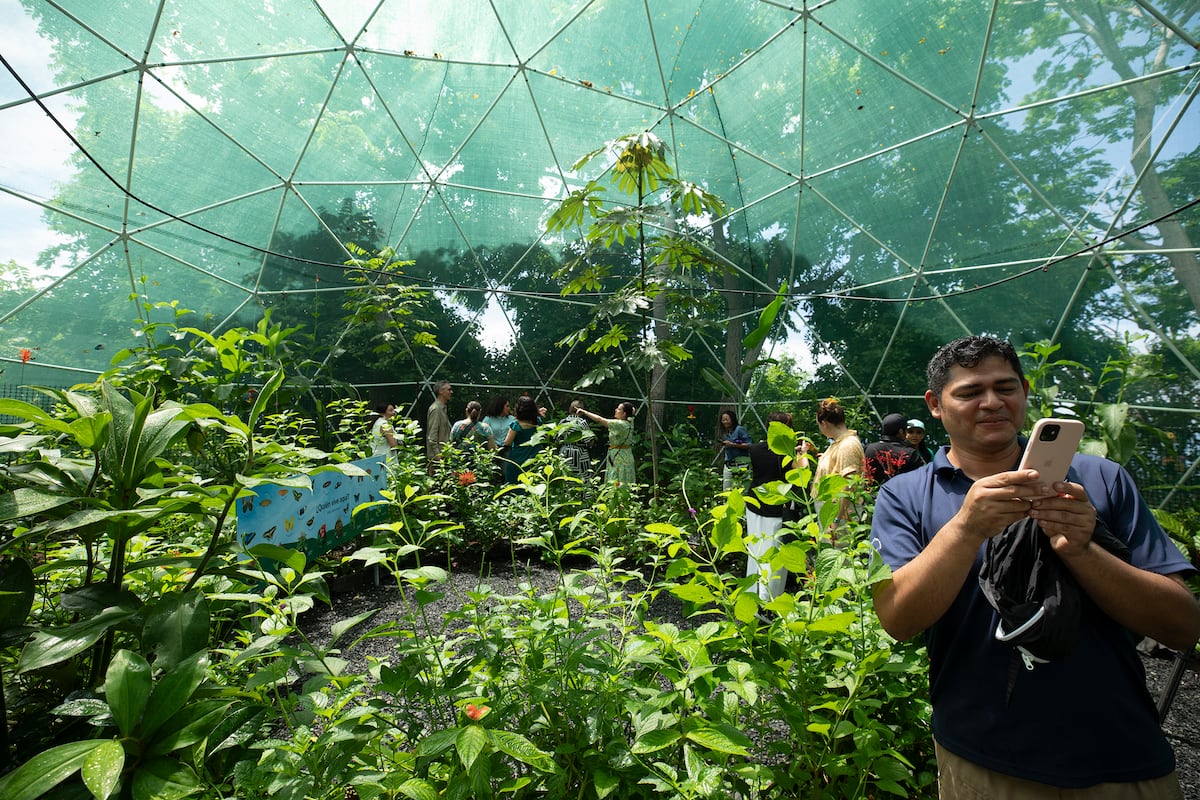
1017,417,1085,482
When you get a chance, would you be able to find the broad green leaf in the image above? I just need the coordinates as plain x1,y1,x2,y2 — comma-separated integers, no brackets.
0,740,103,800
669,584,715,604
246,369,285,433
0,487,77,522
396,565,448,584
246,542,306,574
149,700,233,755
106,649,152,737
631,727,680,754
415,728,458,758
205,706,268,756
329,608,379,648
68,414,110,449
81,739,125,800
807,611,857,634
61,584,141,615
872,754,914,784
143,591,209,672
685,723,752,756
1097,403,1128,439
397,778,440,800
743,284,786,351
18,606,138,673
245,659,292,690
0,556,35,629
733,592,758,624
130,756,201,800
594,768,619,799
699,367,739,398
765,420,798,457
489,729,556,772
0,433,47,453
0,399,70,430
140,650,209,738
455,725,488,769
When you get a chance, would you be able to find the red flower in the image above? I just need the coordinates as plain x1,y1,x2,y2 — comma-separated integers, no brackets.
458,471,477,486
19,348,32,365
464,703,490,721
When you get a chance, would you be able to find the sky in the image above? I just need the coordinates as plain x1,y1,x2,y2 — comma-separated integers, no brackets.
1,5,76,272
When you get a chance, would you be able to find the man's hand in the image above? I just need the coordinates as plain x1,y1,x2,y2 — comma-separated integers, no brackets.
1028,480,1096,556
953,468,1056,542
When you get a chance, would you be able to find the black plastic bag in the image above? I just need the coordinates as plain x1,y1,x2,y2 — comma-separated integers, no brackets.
978,517,1082,670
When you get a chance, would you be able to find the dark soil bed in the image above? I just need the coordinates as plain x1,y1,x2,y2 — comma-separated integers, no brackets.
302,558,1200,796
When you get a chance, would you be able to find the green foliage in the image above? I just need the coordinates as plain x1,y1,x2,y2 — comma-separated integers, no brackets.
548,132,729,383
103,300,326,413
0,320,369,782
341,243,443,357
316,428,934,799
1022,337,1179,469
0,594,260,800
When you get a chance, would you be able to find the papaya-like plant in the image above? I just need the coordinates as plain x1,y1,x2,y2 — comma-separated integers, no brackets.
547,132,729,486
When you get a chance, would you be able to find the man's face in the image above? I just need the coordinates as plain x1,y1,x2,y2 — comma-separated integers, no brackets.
926,355,1028,454
439,384,454,402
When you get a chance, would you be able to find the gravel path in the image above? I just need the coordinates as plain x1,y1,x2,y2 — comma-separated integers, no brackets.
303,557,1200,796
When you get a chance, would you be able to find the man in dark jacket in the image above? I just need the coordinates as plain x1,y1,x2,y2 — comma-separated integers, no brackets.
864,412,920,485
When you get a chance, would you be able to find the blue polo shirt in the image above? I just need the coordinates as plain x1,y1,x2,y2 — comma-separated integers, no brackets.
871,444,1194,787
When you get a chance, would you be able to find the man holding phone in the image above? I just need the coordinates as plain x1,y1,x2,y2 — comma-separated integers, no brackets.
871,335,1199,798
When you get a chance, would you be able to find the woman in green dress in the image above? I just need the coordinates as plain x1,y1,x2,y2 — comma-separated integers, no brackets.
501,395,545,484
576,402,636,485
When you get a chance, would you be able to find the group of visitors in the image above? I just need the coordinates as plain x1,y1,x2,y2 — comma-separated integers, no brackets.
863,412,941,485
372,380,641,487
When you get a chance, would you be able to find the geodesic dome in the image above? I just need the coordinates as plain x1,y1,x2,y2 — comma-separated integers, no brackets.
1,1,1198,452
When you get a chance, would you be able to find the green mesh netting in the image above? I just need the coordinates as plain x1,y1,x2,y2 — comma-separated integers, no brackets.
1,1,1198,498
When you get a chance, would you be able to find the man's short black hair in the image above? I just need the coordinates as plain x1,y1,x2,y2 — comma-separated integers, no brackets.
881,413,907,437
926,336,1024,397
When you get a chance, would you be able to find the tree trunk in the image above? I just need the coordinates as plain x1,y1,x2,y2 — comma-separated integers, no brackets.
1069,5,1200,317
648,289,668,492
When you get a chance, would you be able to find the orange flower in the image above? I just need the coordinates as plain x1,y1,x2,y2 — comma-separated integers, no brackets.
458,470,477,486
19,348,32,364
464,703,490,721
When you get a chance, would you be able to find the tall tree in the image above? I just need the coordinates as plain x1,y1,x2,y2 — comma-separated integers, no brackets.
547,133,728,485
994,1,1200,317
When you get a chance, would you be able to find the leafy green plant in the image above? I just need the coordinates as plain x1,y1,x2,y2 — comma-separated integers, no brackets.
0,591,265,800
547,132,729,485
103,298,329,414
1022,337,1178,467
341,242,442,357
323,425,934,799
0,299,943,799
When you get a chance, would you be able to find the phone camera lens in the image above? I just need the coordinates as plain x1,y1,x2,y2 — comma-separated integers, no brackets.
1041,425,1060,442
